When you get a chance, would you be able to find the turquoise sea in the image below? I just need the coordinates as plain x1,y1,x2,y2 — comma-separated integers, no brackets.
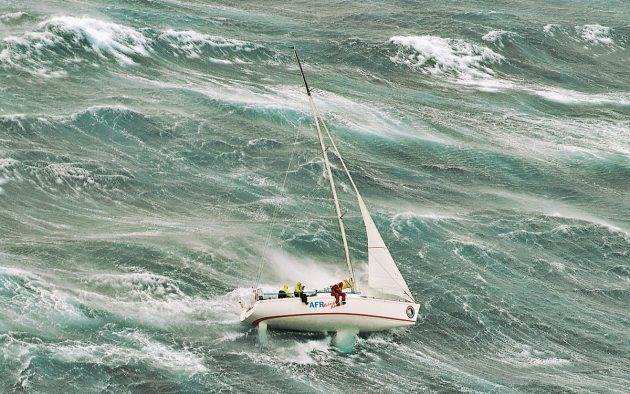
1,0,628,392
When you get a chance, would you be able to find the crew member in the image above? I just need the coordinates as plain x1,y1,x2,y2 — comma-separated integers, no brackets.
294,281,308,304
278,284,289,299
330,281,346,306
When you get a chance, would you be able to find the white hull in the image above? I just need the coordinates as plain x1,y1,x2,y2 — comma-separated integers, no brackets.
240,293,419,333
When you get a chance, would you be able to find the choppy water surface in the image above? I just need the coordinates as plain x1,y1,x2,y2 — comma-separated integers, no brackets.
1,0,629,392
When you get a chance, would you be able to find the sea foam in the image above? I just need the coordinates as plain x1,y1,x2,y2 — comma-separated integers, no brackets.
0,158,18,170
47,331,207,375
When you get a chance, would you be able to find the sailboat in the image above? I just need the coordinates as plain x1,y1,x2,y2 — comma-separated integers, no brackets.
240,49,419,333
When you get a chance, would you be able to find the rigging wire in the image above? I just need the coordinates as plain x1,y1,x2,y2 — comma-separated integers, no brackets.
253,120,304,288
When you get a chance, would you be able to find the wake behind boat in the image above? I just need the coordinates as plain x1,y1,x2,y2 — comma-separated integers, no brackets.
240,49,420,333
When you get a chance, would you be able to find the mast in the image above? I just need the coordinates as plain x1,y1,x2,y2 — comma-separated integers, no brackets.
293,48,357,291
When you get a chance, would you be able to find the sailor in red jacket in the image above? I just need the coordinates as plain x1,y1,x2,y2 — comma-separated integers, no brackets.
330,282,346,306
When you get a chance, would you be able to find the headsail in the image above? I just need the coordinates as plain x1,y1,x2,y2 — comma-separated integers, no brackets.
315,108,415,303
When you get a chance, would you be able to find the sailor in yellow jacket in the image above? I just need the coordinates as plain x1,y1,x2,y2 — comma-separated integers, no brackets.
278,284,289,299
294,281,308,304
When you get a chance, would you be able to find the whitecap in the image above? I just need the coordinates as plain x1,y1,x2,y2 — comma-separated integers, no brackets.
512,344,571,367
129,75,442,140
236,337,332,365
531,87,630,106
0,265,88,331
86,272,186,299
158,29,254,59
481,30,514,46
208,57,233,64
576,24,614,46
0,16,150,75
75,283,245,328
45,163,96,186
0,11,28,23
389,35,504,80
543,24,560,36
40,16,150,64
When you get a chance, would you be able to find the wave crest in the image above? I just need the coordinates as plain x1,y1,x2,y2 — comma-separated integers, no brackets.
158,29,257,61
0,16,149,77
577,24,614,46
389,35,504,80
0,16,264,76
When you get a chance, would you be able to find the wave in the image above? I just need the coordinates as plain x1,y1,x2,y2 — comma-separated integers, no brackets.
388,34,630,106
0,16,149,77
86,272,186,300
542,23,559,36
158,29,258,61
543,23,621,49
0,11,28,23
132,75,424,140
1,330,207,380
0,265,90,333
530,87,630,106
235,336,332,365
496,343,571,368
481,30,516,47
43,16,150,65
51,330,207,375
389,35,504,81
481,189,629,237
0,15,266,77
0,108,146,194
576,24,614,46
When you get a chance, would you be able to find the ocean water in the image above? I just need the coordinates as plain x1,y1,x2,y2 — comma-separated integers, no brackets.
1,0,629,392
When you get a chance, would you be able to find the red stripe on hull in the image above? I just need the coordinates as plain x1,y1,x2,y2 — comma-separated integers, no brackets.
251,312,415,326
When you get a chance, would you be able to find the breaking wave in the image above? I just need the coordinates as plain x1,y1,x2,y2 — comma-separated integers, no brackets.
0,11,29,23
389,35,504,81
0,16,268,77
576,24,614,46
481,30,516,46
158,29,258,61
388,33,630,104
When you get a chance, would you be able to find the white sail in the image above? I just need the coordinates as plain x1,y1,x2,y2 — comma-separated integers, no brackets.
315,111,415,302
357,195,415,302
